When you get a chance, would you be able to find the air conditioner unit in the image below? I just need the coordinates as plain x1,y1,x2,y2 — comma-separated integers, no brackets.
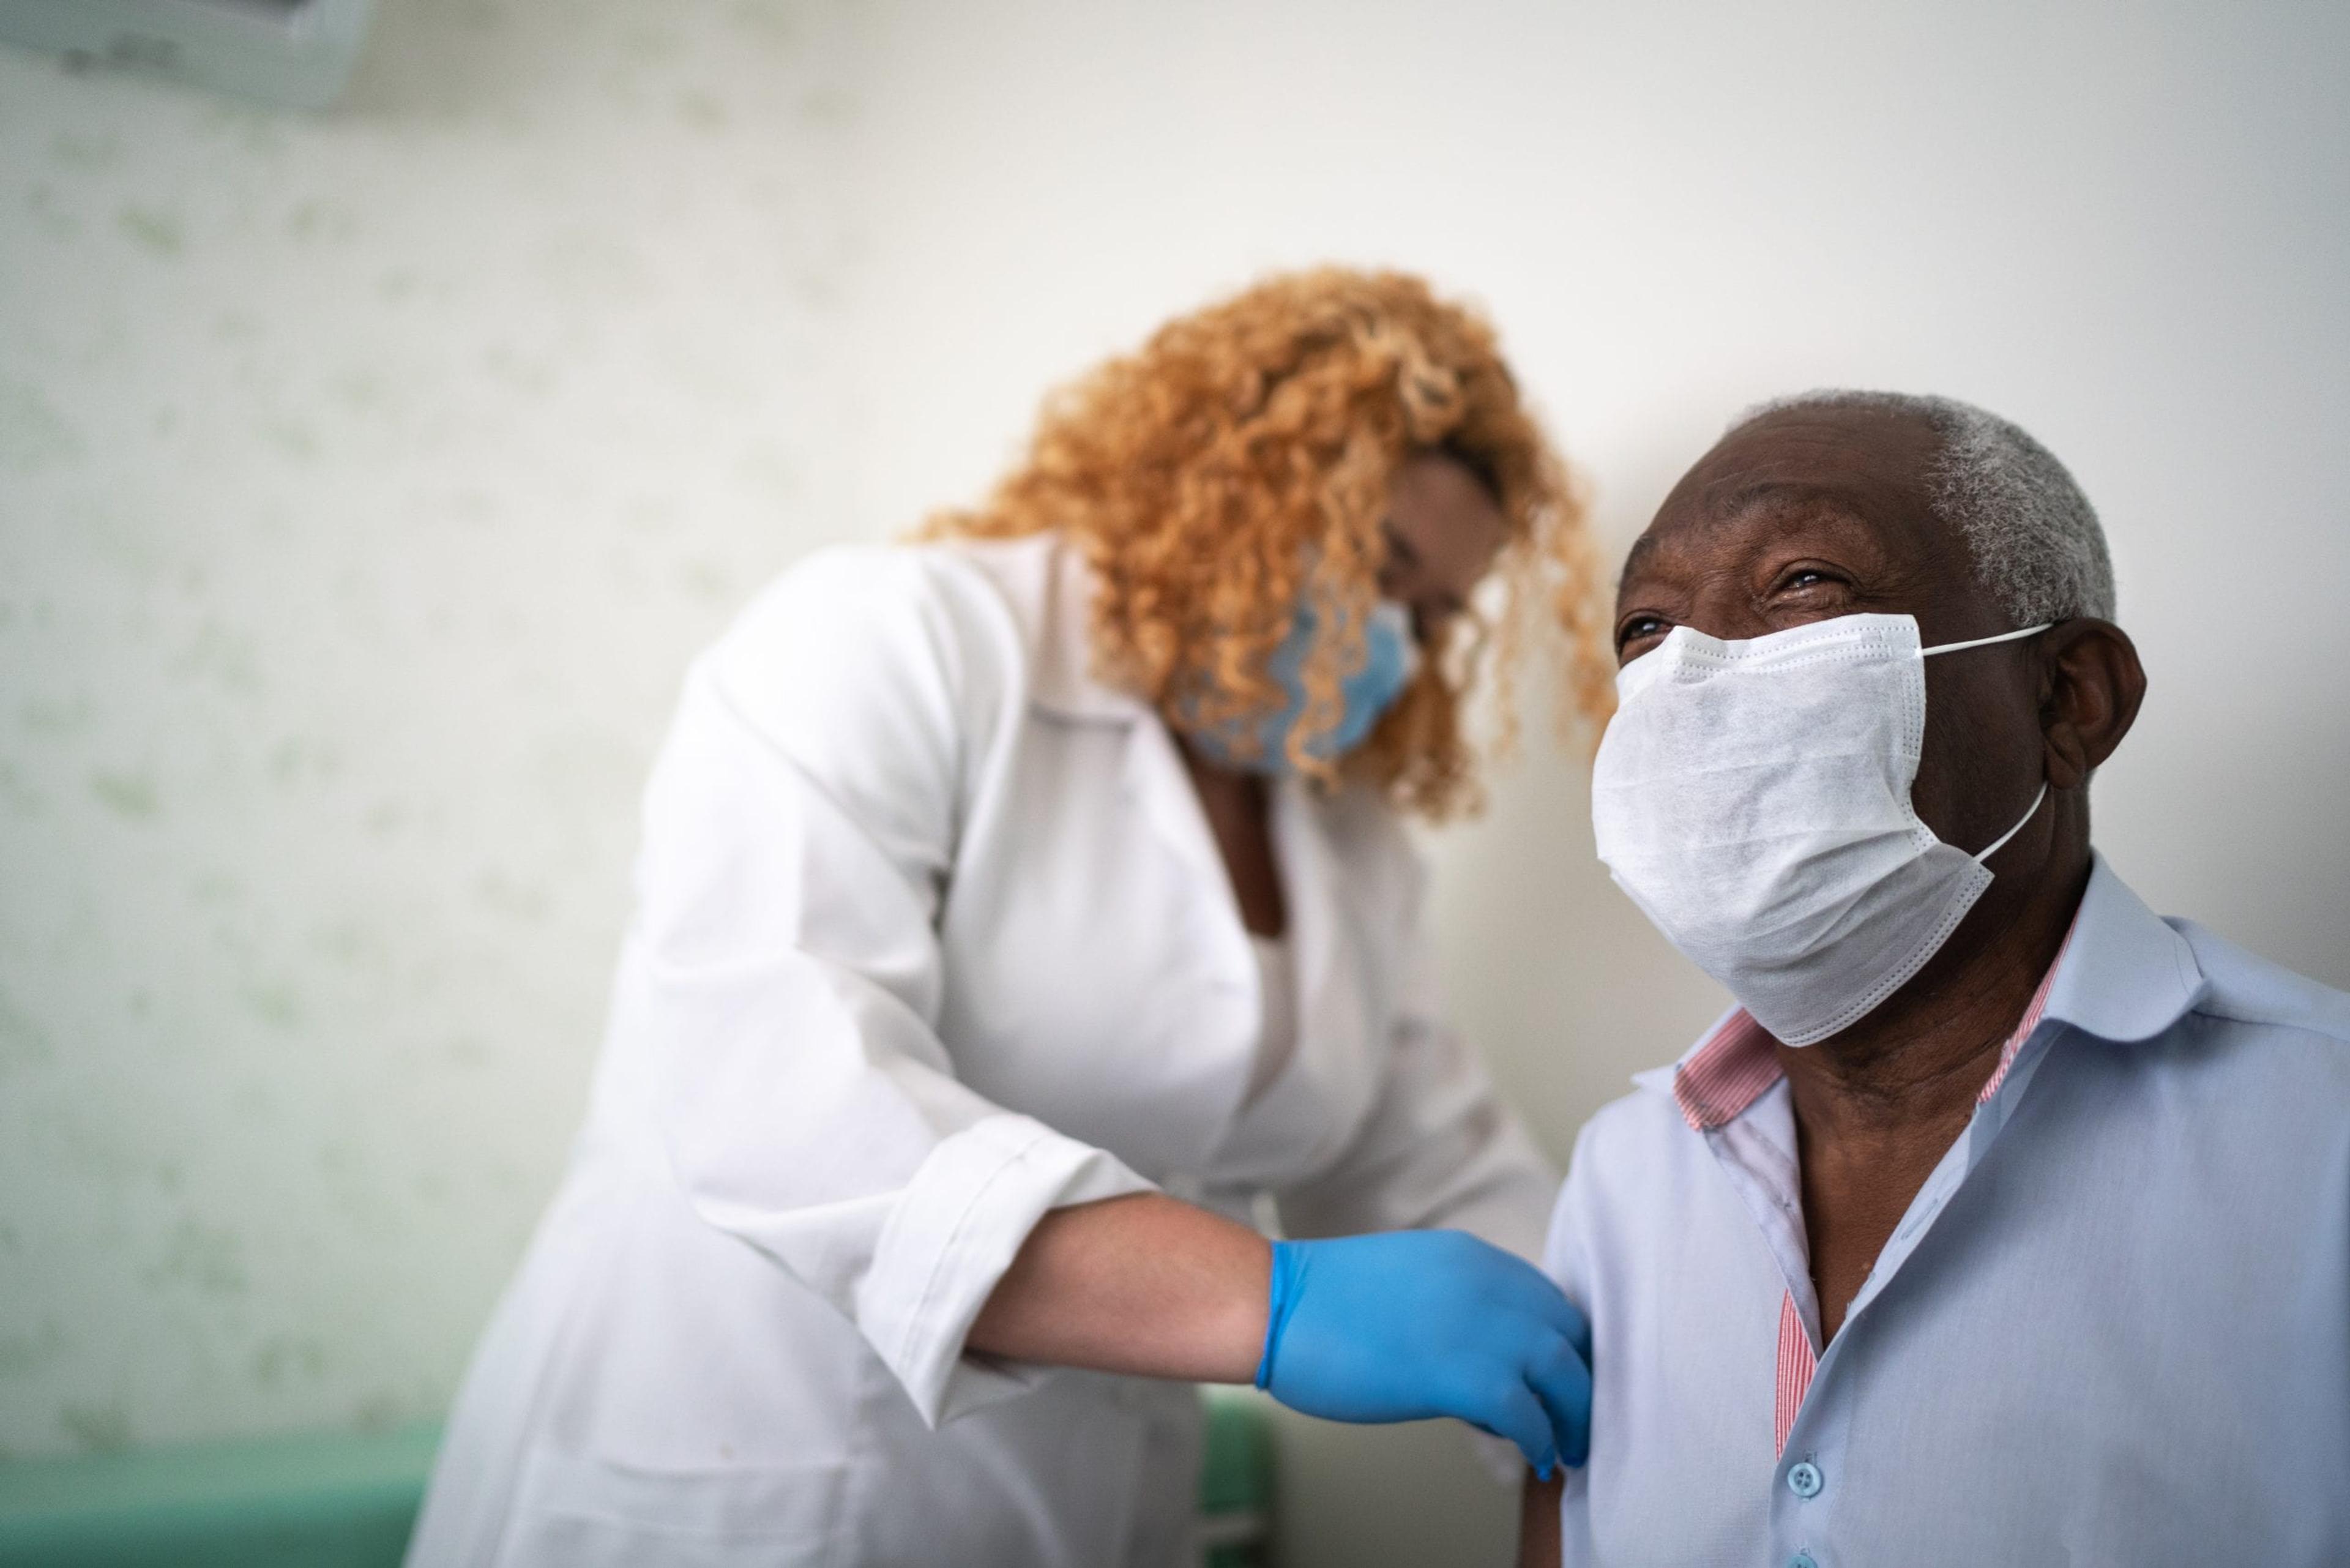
0,0,376,110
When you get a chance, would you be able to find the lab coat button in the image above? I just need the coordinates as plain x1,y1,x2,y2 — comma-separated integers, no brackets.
1789,1555,1819,1568
1787,1460,1823,1498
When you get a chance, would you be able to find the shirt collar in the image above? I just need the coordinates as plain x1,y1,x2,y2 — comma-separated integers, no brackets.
2036,851,2207,1042
1638,851,2206,1133
1655,1009,1778,1132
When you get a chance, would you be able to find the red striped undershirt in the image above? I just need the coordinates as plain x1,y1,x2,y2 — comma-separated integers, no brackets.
1672,927,2074,1457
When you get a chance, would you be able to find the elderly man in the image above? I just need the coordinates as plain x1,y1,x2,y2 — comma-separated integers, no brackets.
1522,392,2350,1567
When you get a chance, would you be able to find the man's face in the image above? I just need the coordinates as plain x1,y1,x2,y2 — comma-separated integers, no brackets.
1613,405,2048,861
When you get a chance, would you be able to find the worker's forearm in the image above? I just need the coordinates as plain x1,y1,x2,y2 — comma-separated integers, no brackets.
966,1192,1271,1383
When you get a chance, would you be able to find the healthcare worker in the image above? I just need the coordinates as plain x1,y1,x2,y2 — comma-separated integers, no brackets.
406,268,1614,1568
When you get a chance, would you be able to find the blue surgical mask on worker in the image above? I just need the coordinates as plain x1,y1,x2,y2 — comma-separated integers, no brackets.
1590,613,2050,1045
1185,599,1420,774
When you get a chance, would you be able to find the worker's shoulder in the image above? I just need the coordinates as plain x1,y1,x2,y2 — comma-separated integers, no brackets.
2174,917,2350,1051
729,537,1024,643
710,538,1029,693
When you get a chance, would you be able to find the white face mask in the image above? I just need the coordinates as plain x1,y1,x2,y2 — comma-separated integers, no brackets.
1591,613,2050,1047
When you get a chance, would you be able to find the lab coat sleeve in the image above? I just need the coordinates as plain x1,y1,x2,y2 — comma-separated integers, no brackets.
632,545,1154,1428
1275,881,1559,1263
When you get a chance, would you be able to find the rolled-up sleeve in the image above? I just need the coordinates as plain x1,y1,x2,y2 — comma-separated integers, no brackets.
629,548,1152,1426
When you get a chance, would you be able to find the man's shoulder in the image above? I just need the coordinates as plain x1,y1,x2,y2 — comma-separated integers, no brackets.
2072,859,2349,1089
1572,1078,1693,1166
1540,1072,1742,1299
1546,1083,1696,1236
2067,917,2350,1154
2173,917,2350,1050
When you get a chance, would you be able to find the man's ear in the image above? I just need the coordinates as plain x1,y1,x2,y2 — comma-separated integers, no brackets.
2039,619,2146,790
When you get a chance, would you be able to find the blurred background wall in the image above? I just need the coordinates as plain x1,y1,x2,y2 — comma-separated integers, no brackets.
3,1,2344,1562
0,0,860,1457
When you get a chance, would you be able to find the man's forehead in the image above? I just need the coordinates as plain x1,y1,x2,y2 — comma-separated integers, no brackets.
1686,406,1939,510
1626,407,1953,580
1625,488,1902,573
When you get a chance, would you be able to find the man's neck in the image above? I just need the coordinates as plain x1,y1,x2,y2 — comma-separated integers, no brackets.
1778,846,2089,1129
1777,844,2091,1338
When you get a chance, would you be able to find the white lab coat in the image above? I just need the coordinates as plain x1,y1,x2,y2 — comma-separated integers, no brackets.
405,532,1556,1568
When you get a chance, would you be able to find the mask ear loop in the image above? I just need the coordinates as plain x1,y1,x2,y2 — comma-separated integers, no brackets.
1917,621,2056,865
1920,621,2053,657
1972,782,2048,865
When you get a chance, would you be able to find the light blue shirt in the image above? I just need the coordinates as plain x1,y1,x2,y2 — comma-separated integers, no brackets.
1543,855,2350,1567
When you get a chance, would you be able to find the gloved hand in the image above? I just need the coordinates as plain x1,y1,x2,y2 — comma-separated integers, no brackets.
1254,1230,1592,1476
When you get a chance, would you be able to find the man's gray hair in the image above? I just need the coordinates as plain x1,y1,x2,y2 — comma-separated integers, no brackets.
1737,390,2117,624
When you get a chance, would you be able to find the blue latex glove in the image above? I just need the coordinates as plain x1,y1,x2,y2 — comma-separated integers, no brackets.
1255,1230,1592,1476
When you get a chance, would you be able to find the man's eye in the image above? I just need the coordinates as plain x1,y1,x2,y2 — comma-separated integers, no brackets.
1617,616,1669,650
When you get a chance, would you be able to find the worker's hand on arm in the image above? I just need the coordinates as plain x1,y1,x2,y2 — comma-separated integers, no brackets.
1255,1230,1592,1476
968,1199,1592,1474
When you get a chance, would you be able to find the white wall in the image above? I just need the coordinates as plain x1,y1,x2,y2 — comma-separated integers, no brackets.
4,2,2346,1563
0,0,860,1456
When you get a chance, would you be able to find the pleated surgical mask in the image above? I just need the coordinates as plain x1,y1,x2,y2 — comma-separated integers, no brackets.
1184,599,1420,775
1591,613,2048,1046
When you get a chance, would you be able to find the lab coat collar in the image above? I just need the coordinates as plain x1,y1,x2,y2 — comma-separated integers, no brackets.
1020,531,1156,719
957,532,1152,723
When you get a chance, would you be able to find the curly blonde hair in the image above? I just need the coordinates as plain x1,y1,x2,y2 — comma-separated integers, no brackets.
930,267,1612,819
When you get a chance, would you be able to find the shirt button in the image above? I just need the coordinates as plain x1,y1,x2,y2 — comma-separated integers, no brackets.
1787,1460,1824,1498
1790,1555,1819,1568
